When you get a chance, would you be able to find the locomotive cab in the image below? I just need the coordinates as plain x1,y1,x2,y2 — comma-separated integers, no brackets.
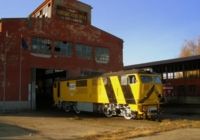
136,74,162,119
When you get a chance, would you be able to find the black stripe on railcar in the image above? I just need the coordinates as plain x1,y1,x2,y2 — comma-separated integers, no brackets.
118,76,136,104
139,85,155,103
104,77,117,103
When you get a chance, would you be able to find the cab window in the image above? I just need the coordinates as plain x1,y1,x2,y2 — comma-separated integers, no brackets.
128,75,136,84
153,76,162,84
121,75,136,85
140,75,152,83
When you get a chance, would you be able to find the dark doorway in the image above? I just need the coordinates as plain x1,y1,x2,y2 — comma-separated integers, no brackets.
35,69,67,110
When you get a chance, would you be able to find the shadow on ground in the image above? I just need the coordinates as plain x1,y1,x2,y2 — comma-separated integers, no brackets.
160,105,200,121
0,106,199,121
0,123,37,138
0,108,106,120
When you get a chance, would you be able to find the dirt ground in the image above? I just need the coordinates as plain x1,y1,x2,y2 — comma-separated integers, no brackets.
0,110,199,140
133,128,200,140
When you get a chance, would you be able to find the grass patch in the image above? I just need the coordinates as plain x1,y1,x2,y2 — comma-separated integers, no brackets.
81,119,200,140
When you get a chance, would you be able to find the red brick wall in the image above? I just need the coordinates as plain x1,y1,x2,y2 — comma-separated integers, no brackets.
0,18,123,101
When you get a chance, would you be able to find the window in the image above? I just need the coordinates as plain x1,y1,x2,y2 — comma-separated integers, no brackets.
40,10,43,15
140,75,153,83
55,41,73,57
128,75,136,84
95,47,109,64
76,44,92,59
153,76,162,84
121,76,128,85
32,37,51,54
121,75,136,85
56,5,87,24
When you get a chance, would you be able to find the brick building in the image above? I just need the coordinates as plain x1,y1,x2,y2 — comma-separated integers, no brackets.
0,0,123,111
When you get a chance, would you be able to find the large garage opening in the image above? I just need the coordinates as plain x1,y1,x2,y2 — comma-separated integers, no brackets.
34,69,67,110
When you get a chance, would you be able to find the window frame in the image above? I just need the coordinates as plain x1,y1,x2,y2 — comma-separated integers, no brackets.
31,37,51,55
95,47,110,64
75,44,92,60
54,41,73,57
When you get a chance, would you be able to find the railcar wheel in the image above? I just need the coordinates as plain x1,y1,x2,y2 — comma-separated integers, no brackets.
103,106,113,118
123,108,133,120
104,109,113,118
63,103,71,112
73,105,80,114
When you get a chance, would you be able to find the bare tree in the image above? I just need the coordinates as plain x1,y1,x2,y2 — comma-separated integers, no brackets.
180,37,200,57
178,37,200,78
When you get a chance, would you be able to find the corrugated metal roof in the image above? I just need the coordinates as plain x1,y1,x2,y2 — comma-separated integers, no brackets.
124,55,200,70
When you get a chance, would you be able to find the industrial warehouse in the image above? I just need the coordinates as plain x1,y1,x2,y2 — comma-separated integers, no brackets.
0,0,123,111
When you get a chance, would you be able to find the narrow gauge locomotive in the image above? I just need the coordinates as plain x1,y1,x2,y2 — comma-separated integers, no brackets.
53,70,163,120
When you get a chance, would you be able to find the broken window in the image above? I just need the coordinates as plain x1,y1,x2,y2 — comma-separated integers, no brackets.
76,44,92,60
32,37,51,54
95,47,109,64
55,41,73,57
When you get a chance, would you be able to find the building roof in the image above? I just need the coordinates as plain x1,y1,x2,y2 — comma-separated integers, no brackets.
30,0,92,17
124,55,200,72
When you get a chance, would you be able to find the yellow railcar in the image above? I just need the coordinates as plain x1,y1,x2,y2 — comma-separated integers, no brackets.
53,70,163,120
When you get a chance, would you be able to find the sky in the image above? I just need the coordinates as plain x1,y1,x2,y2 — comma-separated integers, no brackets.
0,0,200,66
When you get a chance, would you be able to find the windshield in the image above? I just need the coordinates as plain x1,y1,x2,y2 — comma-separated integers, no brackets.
153,76,162,84
140,75,162,84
